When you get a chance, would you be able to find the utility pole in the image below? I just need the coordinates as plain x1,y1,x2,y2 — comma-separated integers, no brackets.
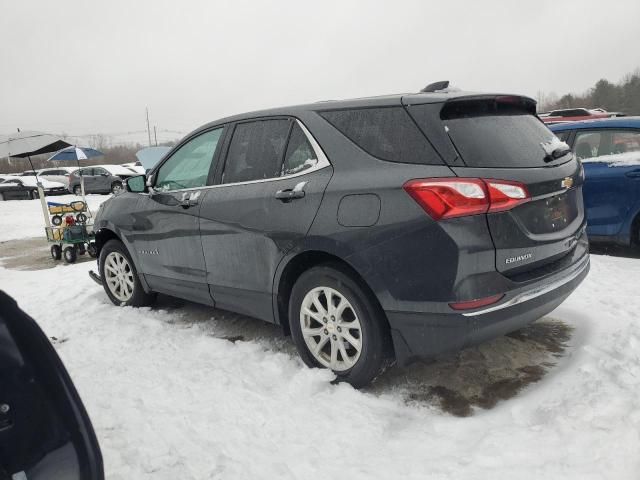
146,107,152,147
154,126,158,146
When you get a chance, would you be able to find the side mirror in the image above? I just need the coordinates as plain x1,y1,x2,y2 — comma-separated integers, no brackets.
0,291,104,479
125,175,147,193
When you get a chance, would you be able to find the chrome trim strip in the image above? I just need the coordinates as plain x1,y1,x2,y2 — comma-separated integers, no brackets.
148,119,331,194
462,255,590,317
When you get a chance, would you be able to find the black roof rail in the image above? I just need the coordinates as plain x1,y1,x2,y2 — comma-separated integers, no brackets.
420,80,449,93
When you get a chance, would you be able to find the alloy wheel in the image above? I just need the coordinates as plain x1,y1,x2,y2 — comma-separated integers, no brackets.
104,251,135,302
299,286,363,371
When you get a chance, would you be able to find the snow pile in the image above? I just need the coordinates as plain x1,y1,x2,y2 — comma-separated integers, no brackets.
581,151,640,167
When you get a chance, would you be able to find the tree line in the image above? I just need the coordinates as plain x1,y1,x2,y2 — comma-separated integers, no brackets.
538,69,640,114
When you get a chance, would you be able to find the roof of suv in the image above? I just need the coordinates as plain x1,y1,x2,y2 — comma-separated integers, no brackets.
197,90,535,132
549,116,640,131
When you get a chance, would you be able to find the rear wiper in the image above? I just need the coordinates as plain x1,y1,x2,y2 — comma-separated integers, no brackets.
541,138,571,163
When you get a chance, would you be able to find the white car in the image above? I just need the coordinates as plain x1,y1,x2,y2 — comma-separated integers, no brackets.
121,162,146,174
33,167,77,188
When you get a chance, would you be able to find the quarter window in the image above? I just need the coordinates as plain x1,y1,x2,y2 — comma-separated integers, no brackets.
282,124,318,176
222,119,291,184
155,128,223,191
319,107,440,164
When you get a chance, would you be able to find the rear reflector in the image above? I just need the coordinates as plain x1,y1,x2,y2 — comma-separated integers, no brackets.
403,178,530,220
449,294,505,311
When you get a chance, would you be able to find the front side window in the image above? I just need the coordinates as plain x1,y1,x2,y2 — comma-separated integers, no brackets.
282,124,318,176
222,119,290,184
155,128,223,191
554,130,570,142
574,129,640,160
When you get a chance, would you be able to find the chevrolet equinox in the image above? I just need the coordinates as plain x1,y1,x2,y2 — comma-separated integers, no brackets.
92,86,590,387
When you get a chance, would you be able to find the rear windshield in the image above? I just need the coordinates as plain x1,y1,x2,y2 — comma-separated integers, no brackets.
319,107,442,165
423,98,567,168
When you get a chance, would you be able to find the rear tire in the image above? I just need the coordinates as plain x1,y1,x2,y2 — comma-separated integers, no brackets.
50,244,61,260
0,193,4,201
87,242,97,258
289,264,392,388
99,239,156,307
52,215,63,226
30,189,39,199
73,185,82,196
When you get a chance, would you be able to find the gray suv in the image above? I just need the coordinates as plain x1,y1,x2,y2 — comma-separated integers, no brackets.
68,167,124,195
91,87,589,387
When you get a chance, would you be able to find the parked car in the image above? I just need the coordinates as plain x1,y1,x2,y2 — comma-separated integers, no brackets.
0,176,66,200
121,161,146,174
68,166,131,195
550,117,640,246
32,166,77,188
539,107,625,125
0,291,104,479
91,89,589,387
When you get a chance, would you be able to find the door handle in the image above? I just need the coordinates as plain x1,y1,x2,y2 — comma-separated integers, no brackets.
275,181,307,202
625,170,640,178
180,191,201,209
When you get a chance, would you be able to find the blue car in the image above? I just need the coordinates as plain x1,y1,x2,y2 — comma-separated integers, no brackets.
550,117,640,246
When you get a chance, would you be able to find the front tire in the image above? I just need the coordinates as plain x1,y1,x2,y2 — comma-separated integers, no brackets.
63,246,77,263
99,239,155,307
289,264,392,388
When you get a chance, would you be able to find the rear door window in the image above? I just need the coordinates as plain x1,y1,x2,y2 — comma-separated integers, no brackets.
222,119,291,183
574,129,640,161
411,98,567,168
319,107,442,164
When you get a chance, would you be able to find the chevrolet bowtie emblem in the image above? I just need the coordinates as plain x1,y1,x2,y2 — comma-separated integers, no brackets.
561,177,573,189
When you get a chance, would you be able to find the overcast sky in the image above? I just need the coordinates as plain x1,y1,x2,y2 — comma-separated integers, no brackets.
2,0,640,145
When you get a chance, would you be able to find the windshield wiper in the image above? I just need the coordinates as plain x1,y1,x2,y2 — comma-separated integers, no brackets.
541,138,572,163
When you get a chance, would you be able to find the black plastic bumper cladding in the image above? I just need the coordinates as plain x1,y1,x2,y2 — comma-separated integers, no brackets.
387,254,589,366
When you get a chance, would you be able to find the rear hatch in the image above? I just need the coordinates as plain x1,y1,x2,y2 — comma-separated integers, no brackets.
406,95,586,279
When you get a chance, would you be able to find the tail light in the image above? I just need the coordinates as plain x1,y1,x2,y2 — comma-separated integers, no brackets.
403,178,530,220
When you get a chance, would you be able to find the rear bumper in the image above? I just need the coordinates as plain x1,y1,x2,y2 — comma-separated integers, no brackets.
387,252,590,366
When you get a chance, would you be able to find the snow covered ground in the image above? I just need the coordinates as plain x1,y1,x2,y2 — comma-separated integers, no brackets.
0,197,639,479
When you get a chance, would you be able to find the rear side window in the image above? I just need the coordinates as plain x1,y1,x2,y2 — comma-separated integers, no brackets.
282,124,318,176
574,129,640,160
319,107,442,164
223,119,291,183
554,130,570,142
427,98,564,168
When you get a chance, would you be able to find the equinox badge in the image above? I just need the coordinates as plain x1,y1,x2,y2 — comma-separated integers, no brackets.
505,253,533,264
